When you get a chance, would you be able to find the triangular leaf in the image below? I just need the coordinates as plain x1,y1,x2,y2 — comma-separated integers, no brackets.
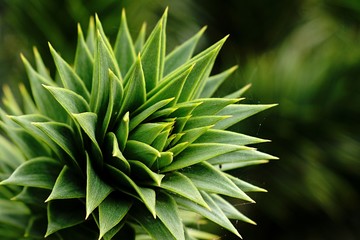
90,30,121,118
86,155,113,218
224,83,251,99
0,157,61,189
21,55,67,122
130,203,175,240
134,23,147,53
129,122,171,145
190,98,240,117
210,194,256,225
44,85,90,114
128,160,164,186
114,9,136,77
49,43,90,100
74,24,94,92
120,55,146,117
33,121,84,171
195,129,269,145
140,9,167,92
13,187,50,206
129,98,174,131
164,26,206,75
114,112,129,152
177,36,227,102
85,16,96,54
160,172,209,209
174,191,241,238
199,65,238,98
156,193,185,240
124,140,160,167
215,104,277,130
181,162,254,202
161,143,241,172
45,199,85,237
140,64,193,110
226,174,267,193
98,194,132,240
33,47,51,81
47,166,85,201
19,84,38,114
104,132,130,174
105,164,156,218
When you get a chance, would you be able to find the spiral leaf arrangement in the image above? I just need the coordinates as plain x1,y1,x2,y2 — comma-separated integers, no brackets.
0,9,276,240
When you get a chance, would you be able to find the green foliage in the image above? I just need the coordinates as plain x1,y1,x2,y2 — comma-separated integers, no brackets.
0,9,275,239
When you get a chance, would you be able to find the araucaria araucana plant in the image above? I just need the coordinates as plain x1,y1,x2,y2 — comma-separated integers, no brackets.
0,9,276,240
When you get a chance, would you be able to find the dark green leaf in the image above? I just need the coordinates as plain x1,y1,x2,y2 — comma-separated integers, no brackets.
129,160,164,186
49,43,90,100
13,187,50,206
105,164,156,218
74,24,94,92
47,166,85,201
1,157,61,189
90,30,121,118
98,194,132,240
124,140,160,167
104,132,130,174
46,199,85,237
130,203,176,240
86,154,113,218
21,55,67,122
33,121,84,170
44,85,90,114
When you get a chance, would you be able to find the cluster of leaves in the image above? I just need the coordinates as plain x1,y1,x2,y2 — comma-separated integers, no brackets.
0,9,275,240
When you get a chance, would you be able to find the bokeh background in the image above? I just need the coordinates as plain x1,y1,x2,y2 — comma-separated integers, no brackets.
1,0,360,239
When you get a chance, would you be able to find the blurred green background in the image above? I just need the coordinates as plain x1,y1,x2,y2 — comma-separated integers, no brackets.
1,0,359,239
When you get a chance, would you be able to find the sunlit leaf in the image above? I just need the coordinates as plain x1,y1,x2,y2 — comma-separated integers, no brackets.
199,65,238,98
161,143,241,172
181,162,254,202
164,26,206,75
114,9,136,77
